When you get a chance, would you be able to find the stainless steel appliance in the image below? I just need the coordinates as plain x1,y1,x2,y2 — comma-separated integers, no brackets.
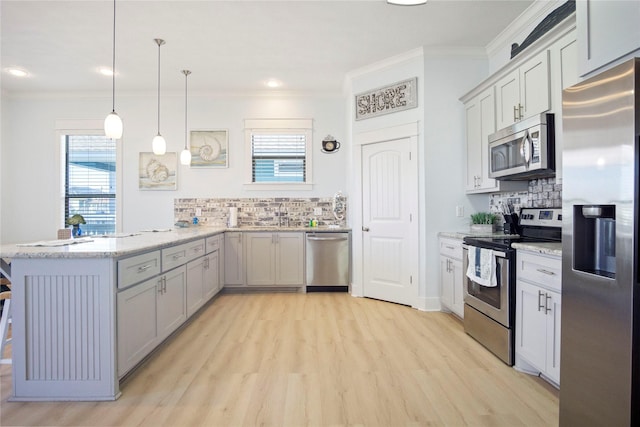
560,58,640,426
463,207,562,365
305,232,350,292
488,113,555,180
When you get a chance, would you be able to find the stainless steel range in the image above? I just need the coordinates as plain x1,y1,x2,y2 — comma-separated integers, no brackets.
462,207,561,365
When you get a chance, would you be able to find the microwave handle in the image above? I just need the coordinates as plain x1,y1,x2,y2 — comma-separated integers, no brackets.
520,129,532,166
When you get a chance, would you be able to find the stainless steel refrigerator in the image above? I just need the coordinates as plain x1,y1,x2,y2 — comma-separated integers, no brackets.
561,57,640,425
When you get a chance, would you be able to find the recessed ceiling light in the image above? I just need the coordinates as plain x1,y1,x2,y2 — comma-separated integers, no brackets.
265,79,282,88
387,0,427,5
5,67,29,77
99,67,114,76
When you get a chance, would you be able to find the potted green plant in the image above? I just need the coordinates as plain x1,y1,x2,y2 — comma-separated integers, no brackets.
66,214,86,237
470,212,497,234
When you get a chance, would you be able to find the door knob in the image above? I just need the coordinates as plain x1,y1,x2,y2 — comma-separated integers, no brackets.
362,227,370,232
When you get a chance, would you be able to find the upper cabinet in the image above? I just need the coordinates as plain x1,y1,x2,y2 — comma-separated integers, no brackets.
577,0,640,76
495,50,551,130
460,12,577,191
465,87,498,193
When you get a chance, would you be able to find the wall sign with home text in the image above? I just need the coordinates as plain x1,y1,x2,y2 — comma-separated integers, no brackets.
355,77,418,121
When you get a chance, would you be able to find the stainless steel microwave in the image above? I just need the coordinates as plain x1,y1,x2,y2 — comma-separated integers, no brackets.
488,113,555,180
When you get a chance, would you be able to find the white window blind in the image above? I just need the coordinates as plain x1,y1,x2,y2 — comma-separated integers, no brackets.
251,133,306,182
64,135,116,235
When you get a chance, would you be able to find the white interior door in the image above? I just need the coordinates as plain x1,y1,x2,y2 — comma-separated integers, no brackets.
362,137,418,306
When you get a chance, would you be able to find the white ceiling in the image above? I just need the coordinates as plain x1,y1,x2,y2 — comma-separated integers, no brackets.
1,0,534,96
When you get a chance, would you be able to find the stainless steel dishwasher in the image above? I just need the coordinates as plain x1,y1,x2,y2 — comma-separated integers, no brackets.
305,232,350,292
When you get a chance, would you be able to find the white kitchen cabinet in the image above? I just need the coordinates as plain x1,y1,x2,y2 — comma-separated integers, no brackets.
439,237,464,318
495,50,551,130
465,88,528,194
577,0,640,77
186,256,206,317
465,87,497,193
548,29,578,183
117,265,187,377
515,250,561,386
203,250,220,299
117,276,158,377
162,239,205,272
224,232,245,286
245,232,304,287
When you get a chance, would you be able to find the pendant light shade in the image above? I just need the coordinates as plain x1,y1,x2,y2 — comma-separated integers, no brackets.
104,0,123,139
180,70,192,166
152,38,166,155
105,112,123,139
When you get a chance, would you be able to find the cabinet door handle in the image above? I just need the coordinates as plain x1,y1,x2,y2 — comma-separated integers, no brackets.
445,245,455,250
513,105,519,122
158,278,164,294
536,268,556,276
172,253,184,260
545,294,552,314
192,246,202,253
538,290,545,311
519,103,524,120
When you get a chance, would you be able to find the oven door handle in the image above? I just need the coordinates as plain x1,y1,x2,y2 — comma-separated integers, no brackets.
462,244,507,259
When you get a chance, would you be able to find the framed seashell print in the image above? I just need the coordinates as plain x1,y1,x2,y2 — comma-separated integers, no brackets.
189,130,228,168
139,152,177,190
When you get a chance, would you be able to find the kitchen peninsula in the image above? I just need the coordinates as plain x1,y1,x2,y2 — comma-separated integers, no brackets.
0,227,226,401
0,225,350,401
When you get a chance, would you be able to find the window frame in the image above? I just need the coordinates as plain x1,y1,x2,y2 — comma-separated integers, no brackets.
56,120,122,234
244,119,313,191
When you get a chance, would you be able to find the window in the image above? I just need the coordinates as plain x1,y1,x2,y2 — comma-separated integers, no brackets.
64,135,117,235
245,119,313,190
252,132,306,182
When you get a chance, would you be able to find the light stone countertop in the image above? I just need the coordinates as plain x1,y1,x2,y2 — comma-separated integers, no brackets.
0,226,351,259
512,242,562,257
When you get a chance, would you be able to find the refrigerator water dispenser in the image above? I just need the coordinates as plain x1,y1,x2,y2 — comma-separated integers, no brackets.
573,205,616,278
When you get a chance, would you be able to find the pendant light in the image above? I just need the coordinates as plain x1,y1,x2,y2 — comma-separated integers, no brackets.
104,0,123,139
152,38,167,155
180,70,192,166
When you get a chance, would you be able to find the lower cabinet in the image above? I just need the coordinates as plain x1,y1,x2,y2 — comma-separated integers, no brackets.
117,265,187,377
245,232,304,287
515,251,561,386
439,237,464,318
186,250,220,317
224,232,245,286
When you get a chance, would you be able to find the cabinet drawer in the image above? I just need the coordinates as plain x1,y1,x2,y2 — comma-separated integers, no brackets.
439,237,463,260
162,239,205,271
205,234,221,254
118,250,161,289
516,251,561,292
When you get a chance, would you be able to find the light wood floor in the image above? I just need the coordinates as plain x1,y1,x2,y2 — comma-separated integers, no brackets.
0,293,559,426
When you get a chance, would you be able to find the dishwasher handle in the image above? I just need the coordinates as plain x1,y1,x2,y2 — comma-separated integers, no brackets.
307,235,349,242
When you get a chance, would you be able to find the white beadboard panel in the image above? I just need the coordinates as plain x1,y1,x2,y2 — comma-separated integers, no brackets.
11,257,119,401
25,274,102,381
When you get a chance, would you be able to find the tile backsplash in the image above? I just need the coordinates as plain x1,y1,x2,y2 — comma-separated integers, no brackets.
174,197,347,228
489,177,562,216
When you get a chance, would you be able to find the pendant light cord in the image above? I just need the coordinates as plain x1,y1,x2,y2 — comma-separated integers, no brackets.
111,0,116,113
184,72,188,149
157,41,161,135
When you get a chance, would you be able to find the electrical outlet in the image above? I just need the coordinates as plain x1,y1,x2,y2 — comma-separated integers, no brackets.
313,207,323,216
195,208,202,216
456,206,464,217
